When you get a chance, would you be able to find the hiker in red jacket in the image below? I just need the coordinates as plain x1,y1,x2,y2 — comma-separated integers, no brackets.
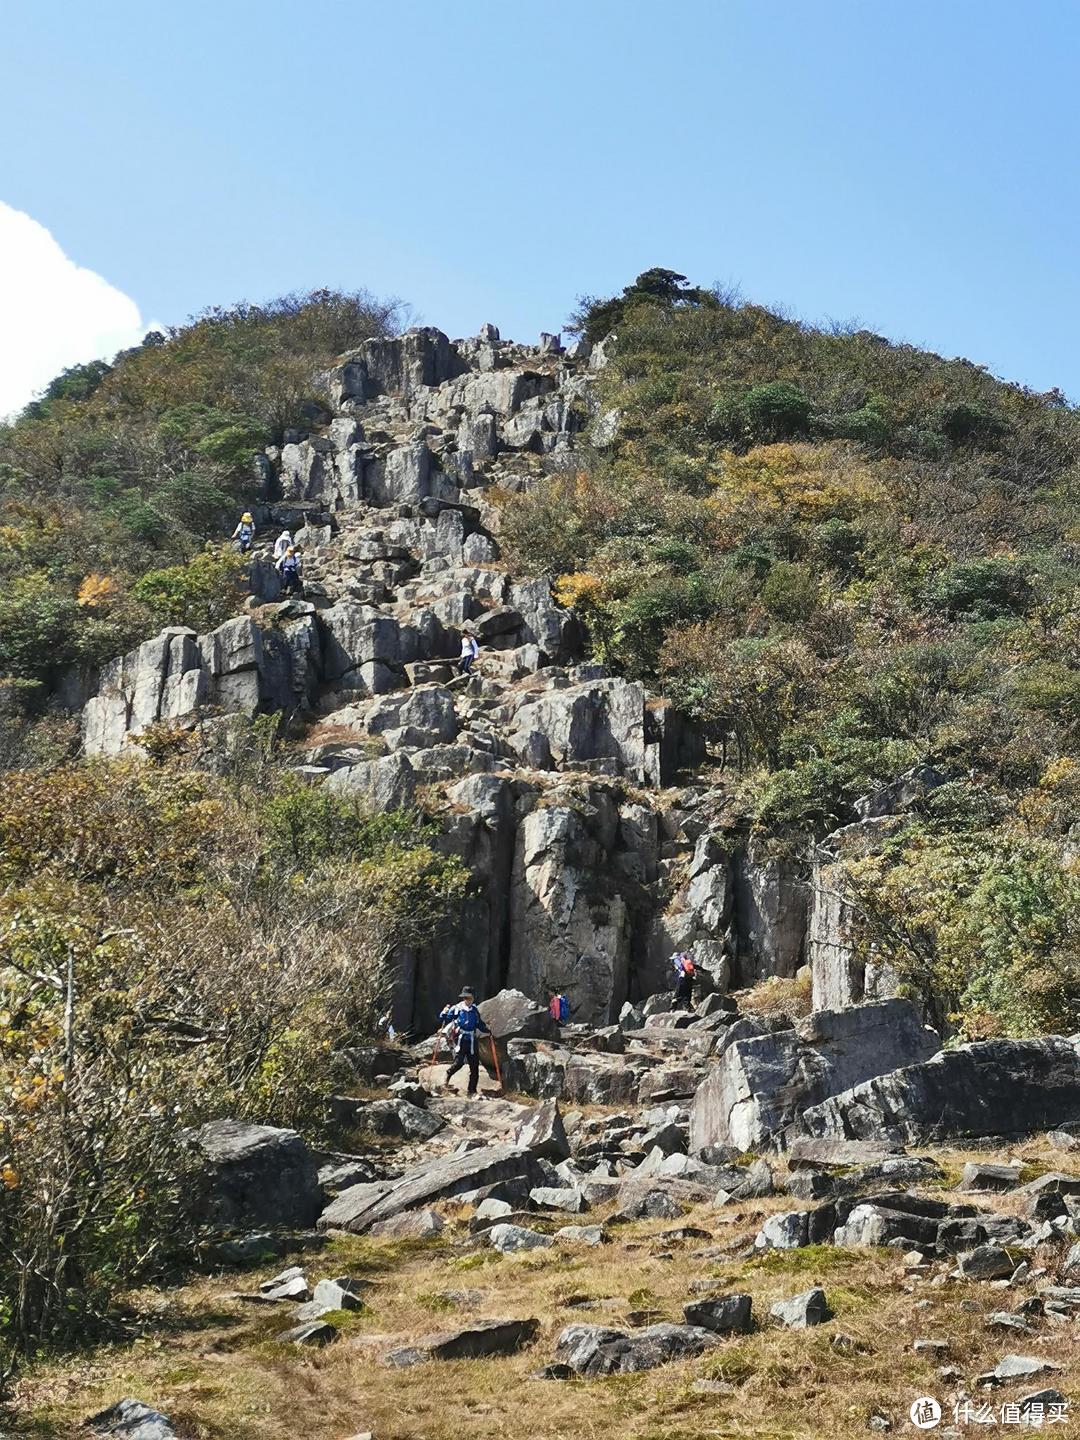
672,951,696,1009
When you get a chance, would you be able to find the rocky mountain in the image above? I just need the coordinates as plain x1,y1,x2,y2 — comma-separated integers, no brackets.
69,322,895,1035
9,304,1080,1438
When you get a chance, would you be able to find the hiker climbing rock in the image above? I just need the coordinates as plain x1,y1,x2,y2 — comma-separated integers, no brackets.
457,626,479,676
276,545,304,597
273,527,293,562
231,511,255,554
671,950,696,1009
438,986,490,1095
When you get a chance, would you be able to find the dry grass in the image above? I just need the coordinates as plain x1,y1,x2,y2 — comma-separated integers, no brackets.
15,1151,1080,1440
287,721,383,754
736,972,813,1020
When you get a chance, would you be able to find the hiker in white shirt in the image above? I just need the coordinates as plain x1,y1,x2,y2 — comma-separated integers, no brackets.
458,628,480,675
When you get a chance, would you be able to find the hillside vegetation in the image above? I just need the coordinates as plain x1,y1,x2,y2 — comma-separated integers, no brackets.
0,726,466,1368
2,273,1079,1416
0,289,397,682
503,270,1080,1037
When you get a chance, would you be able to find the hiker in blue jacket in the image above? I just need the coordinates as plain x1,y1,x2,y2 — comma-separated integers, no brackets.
439,986,490,1095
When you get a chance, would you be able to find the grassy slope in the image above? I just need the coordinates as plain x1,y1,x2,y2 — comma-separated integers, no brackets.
20,1133,1080,1440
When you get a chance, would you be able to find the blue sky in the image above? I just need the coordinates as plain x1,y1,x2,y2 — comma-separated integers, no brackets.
4,0,1080,411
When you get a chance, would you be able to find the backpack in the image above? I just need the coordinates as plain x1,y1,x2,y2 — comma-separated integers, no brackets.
679,954,695,977
557,994,570,1023
238,522,253,542
281,554,299,577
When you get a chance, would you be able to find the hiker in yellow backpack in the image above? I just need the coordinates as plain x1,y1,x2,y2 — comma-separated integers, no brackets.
231,512,255,554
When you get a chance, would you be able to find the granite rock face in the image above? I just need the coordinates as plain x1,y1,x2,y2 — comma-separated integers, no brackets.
689,1000,941,1152
793,1036,1080,1145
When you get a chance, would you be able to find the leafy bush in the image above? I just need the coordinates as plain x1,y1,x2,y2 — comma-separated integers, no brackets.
929,558,1034,620
262,779,434,865
760,561,819,622
0,573,83,679
131,546,248,631
841,827,1080,1036
711,381,813,447
823,402,893,449
0,758,466,1362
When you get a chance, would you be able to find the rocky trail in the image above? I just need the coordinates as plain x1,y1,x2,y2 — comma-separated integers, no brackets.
28,983,1080,1438
75,322,734,1035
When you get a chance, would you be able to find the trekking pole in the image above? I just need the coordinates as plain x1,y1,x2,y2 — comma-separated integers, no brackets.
488,1034,503,1090
430,1029,442,1068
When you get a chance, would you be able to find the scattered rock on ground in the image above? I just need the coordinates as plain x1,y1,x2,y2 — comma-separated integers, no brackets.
487,1223,554,1253
87,1399,179,1439
682,1293,753,1334
386,1317,539,1366
770,1287,831,1329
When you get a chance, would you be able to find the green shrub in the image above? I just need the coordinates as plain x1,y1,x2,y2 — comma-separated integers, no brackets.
261,780,431,865
823,402,893,449
937,401,1009,447
760,560,819,621
131,546,248,631
808,517,863,572
930,558,1034,620
0,573,83,679
710,382,813,447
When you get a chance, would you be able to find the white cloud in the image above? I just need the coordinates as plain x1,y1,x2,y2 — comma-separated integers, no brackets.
0,202,149,420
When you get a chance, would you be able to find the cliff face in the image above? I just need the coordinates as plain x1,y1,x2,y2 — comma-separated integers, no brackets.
76,324,868,1031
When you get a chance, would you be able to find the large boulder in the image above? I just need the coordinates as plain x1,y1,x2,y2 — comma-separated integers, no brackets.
508,577,580,663
189,1120,322,1230
770,1286,830,1329
478,988,559,1044
554,1321,719,1376
318,603,401,691
794,1036,1080,1145
359,328,459,398
387,1317,539,1366
683,1294,753,1334
318,1143,547,1234
325,752,416,810
510,677,646,779
513,1099,571,1162
689,999,940,1152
